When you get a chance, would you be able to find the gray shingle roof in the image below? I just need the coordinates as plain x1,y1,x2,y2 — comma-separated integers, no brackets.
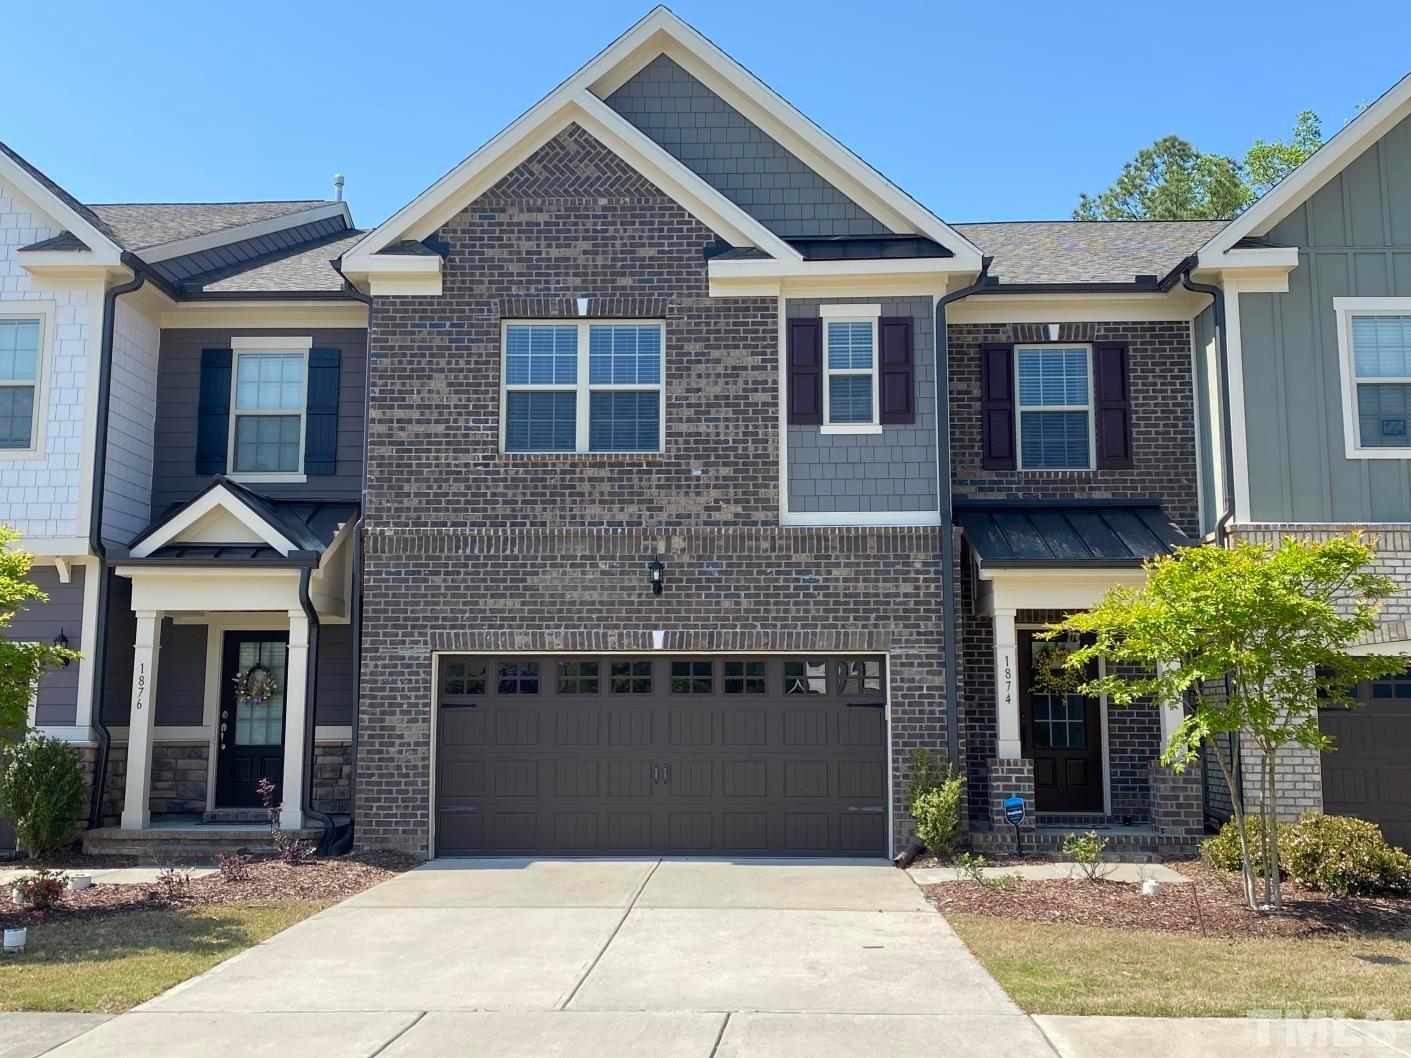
87,201,336,251
184,231,363,294
953,220,1228,285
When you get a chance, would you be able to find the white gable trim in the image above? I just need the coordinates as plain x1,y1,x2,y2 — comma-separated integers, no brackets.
129,483,299,559
1199,72,1411,259
343,79,800,270
593,20,982,268
0,153,122,265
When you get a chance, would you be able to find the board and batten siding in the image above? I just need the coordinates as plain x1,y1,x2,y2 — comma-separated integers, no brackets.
1239,112,1411,522
150,328,366,517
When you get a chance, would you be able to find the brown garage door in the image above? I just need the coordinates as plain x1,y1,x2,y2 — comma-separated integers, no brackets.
435,654,888,857
1320,673,1411,852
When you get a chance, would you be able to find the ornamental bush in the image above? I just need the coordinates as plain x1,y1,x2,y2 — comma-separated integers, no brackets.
1281,814,1411,897
1203,813,1411,897
906,747,965,856
0,736,85,857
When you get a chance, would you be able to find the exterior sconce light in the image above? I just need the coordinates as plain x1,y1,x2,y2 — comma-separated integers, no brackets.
648,559,665,595
54,628,70,666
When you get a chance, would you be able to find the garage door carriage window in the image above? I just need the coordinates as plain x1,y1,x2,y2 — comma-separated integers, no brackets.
496,661,539,694
724,660,766,694
557,660,600,694
838,659,882,695
670,660,714,694
502,320,665,453
442,660,487,697
610,660,653,694
784,659,827,695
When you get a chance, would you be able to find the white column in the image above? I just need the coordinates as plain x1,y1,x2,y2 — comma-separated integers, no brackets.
280,612,310,831
993,609,1022,759
120,610,163,830
1157,660,1185,761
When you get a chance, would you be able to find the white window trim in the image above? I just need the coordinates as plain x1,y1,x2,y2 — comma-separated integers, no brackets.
1014,343,1096,472
819,303,882,435
0,302,55,463
227,336,312,482
1334,297,1411,459
498,319,666,454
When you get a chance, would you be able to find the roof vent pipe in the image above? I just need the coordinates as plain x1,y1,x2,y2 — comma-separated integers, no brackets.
333,174,345,202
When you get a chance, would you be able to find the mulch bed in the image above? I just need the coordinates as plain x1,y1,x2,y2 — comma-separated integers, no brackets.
1,850,416,931
923,859,1411,940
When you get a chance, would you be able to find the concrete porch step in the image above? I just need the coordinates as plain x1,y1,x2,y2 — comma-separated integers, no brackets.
202,808,269,824
82,824,322,866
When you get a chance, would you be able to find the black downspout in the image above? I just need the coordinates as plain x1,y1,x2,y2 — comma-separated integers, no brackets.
86,261,146,830
935,257,993,766
297,566,337,854
1180,265,1236,546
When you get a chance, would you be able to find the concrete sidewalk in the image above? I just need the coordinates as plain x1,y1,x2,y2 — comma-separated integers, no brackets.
6,858,1409,1057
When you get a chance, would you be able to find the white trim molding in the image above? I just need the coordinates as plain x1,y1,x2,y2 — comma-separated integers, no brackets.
1333,297,1411,459
0,302,55,463
128,481,300,558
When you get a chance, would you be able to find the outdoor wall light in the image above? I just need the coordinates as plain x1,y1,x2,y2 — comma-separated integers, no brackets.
648,559,665,595
54,628,70,666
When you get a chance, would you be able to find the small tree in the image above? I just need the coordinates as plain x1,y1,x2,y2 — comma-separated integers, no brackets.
0,525,79,744
1047,533,1405,911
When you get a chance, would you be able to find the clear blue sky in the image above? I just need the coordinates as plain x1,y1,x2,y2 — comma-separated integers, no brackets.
8,1,1411,228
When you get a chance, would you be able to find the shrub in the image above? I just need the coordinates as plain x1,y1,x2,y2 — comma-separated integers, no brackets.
153,867,192,901
1281,814,1411,897
906,747,965,856
0,737,85,857
12,867,68,910
1201,815,1284,872
217,850,252,883
1061,830,1115,882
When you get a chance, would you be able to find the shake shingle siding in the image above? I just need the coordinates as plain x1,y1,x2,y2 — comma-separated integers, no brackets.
606,54,890,240
358,124,946,856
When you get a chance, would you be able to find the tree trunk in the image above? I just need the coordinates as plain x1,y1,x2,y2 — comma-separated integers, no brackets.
1208,732,1258,908
1266,748,1284,911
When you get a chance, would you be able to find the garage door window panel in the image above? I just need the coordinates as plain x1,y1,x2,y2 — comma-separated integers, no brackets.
838,659,882,695
497,661,540,695
557,661,600,694
724,660,766,694
610,660,653,694
671,660,714,694
784,660,827,695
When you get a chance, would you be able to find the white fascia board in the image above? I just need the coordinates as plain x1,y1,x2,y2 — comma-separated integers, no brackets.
16,251,121,274
342,95,799,278
128,484,299,558
1196,245,1300,291
137,203,351,264
596,15,984,269
0,154,123,265
1199,71,1411,258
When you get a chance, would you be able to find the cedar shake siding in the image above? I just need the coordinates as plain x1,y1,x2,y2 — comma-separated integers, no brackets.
358,124,947,856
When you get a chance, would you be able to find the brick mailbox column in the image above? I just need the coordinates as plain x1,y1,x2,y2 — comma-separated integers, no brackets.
1150,758,1204,835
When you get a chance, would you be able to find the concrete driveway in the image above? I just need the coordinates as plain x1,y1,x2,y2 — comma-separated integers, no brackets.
40,857,1051,1057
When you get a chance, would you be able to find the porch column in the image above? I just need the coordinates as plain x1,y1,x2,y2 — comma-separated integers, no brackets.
120,610,163,830
1156,661,1185,761
280,611,309,831
993,609,1022,758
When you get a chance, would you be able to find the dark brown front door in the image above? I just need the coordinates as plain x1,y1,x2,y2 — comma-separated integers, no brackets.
435,654,889,857
1321,672,1411,852
1019,631,1103,813
215,631,290,809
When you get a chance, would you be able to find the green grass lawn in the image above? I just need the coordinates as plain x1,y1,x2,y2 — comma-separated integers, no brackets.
948,913,1411,1019
0,901,328,1013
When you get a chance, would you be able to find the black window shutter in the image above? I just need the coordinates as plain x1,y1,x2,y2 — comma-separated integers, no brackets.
878,316,914,425
304,348,341,476
195,348,233,475
980,342,1015,470
787,318,822,425
1093,341,1133,469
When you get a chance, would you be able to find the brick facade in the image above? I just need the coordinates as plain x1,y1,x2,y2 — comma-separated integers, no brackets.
358,124,949,857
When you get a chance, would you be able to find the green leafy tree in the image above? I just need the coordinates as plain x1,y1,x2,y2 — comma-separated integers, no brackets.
1244,110,1324,198
0,525,79,744
1073,135,1250,221
1046,533,1405,911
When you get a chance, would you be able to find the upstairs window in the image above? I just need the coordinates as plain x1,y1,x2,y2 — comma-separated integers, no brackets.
502,321,664,453
0,319,40,452
819,304,881,433
1016,345,1093,470
1337,302,1411,457
230,350,306,475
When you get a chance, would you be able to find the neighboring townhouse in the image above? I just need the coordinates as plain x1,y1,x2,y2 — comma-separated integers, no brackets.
0,142,367,855
338,7,1222,859
1189,75,1411,852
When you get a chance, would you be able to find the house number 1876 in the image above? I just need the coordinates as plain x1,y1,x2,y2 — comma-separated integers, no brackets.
134,662,146,711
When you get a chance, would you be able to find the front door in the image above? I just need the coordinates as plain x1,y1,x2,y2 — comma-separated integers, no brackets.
215,631,290,808
1019,630,1104,813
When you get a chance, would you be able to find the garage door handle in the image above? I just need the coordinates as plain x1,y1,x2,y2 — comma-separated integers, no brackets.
440,805,479,814
847,701,884,709
653,763,662,784
848,805,885,813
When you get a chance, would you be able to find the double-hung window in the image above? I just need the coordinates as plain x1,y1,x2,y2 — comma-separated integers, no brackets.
1016,344,1094,470
502,320,664,453
0,318,41,453
229,337,308,477
820,304,880,432
1336,300,1411,457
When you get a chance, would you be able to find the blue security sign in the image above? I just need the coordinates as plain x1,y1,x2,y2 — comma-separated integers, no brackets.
1003,796,1026,826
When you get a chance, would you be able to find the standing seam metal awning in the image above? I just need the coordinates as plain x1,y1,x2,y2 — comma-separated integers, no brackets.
955,500,1194,569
